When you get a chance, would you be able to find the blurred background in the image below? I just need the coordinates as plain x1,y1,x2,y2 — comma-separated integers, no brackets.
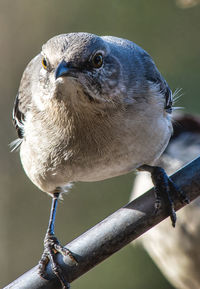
1,0,200,288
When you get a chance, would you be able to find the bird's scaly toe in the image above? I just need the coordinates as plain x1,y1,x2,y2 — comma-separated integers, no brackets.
151,167,189,227
38,233,72,289
168,178,190,204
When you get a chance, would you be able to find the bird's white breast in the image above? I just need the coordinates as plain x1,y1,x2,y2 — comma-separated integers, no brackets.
20,93,172,194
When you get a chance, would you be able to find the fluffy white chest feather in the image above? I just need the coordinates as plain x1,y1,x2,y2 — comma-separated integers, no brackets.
20,91,172,193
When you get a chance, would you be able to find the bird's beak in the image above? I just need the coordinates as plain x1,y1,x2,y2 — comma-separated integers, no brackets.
55,60,72,79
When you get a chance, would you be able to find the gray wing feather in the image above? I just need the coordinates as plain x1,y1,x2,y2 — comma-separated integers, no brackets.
12,54,41,139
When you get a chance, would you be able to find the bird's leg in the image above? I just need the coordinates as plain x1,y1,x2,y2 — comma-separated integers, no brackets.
138,165,189,227
38,191,77,289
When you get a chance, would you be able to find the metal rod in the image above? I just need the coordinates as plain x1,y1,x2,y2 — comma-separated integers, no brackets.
4,156,200,289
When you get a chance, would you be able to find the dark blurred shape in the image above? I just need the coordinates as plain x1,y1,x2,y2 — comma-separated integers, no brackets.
131,112,200,289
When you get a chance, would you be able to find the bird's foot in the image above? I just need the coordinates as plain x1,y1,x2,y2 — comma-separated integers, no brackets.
38,233,77,289
152,166,189,227
139,165,189,227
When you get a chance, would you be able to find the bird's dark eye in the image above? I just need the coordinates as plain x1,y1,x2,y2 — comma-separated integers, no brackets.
91,53,103,68
42,57,48,70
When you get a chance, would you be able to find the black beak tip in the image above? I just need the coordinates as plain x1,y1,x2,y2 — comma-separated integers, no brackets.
55,60,69,79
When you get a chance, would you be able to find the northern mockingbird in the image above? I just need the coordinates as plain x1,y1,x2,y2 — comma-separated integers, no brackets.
12,33,188,288
131,113,200,289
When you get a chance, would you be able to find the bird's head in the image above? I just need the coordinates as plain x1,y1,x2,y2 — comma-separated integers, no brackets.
38,33,124,108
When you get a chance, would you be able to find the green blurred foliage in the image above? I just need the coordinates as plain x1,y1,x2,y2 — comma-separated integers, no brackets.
0,0,199,288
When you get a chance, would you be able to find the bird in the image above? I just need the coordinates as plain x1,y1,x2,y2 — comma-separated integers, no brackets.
12,32,188,288
130,112,200,289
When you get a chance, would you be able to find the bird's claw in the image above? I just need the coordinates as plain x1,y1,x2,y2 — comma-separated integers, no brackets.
154,197,162,212
147,166,189,227
168,179,190,204
54,243,78,265
38,233,75,289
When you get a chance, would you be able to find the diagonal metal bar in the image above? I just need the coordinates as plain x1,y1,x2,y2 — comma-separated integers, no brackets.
4,156,200,289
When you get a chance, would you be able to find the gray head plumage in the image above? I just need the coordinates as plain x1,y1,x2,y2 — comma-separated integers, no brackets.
36,32,170,105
